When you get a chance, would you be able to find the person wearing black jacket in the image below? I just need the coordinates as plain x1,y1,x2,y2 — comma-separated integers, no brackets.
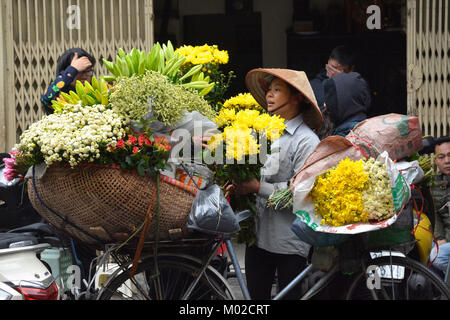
41,48,96,115
39,49,97,281
321,72,371,137
309,45,360,112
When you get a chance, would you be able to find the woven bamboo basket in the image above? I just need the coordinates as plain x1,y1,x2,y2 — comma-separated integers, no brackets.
27,165,197,247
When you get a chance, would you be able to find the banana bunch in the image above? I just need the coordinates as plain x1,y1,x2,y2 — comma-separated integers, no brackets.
102,41,214,96
418,154,436,187
179,65,215,96
51,76,109,113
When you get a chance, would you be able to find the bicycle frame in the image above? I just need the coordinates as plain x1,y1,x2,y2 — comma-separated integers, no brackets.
94,238,237,300
168,235,251,300
220,237,339,301
86,233,450,301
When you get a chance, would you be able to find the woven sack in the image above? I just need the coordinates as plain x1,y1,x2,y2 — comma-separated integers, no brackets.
27,165,196,246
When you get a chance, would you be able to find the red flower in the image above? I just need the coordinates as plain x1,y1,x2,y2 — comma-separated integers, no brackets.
154,136,169,145
132,146,139,154
153,136,170,152
127,135,138,146
138,134,145,146
116,140,125,148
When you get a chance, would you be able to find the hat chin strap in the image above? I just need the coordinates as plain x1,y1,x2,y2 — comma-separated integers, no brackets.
268,96,300,115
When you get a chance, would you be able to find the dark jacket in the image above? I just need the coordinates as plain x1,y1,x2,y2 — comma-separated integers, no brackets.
40,66,79,115
432,174,450,241
309,69,328,112
323,72,371,136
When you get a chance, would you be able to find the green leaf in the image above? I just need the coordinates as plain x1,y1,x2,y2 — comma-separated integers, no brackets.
125,155,133,166
137,162,145,176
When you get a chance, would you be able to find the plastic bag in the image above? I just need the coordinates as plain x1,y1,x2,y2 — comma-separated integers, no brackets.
187,184,240,235
395,160,424,185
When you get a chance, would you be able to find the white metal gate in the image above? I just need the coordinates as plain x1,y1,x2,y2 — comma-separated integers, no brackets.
0,0,154,153
407,0,450,137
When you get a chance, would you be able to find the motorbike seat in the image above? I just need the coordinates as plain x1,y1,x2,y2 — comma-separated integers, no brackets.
0,233,38,249
8,223,57,238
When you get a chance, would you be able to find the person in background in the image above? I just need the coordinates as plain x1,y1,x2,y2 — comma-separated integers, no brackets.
41,48,95,115
226,68,323,299
320,71,371,138
39,48,97,281
429,139,450,275
309,45,360,112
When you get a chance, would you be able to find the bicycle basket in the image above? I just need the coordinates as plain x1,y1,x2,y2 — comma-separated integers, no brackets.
27,164,197,246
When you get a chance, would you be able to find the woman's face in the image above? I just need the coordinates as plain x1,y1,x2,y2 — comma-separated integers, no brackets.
265,78,296,114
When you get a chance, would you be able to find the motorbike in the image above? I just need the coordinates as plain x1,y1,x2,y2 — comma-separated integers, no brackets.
0,155,63,300
0,223,60,300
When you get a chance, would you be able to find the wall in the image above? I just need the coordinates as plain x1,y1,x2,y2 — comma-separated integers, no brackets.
0,0,154,153
177,0,294,68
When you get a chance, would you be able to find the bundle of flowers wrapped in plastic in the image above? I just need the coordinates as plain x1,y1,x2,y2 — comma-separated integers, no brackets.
311,157,395,227
269,156,397,227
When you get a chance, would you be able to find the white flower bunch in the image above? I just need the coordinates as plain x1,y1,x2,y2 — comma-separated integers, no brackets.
362,158,396,220
17,104,127,167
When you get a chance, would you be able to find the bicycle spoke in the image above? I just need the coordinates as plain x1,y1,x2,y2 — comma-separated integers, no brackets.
97,257,234,300
346,256,450,300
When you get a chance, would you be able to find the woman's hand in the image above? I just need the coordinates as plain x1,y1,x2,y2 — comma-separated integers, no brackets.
192,133,214,148
70,52,92,72
225,178,259,198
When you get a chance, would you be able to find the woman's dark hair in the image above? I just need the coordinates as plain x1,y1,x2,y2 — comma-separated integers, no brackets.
284,81,314,117
329,45,357,69
55,48,96,76
315,107,335,140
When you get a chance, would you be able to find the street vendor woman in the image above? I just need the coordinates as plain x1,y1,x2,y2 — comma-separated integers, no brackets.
226,68,323,299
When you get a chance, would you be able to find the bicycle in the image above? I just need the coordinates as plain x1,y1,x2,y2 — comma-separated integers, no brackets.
92,210,450,301
94,211,253,300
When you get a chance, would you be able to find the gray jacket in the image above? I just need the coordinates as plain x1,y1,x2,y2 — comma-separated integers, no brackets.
255,114,320,257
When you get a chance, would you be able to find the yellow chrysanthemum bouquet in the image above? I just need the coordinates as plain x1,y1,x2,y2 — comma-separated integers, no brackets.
203,93,286,245
292,152,410,235
310,157,396,227
205,93,286,183
175,44,235,110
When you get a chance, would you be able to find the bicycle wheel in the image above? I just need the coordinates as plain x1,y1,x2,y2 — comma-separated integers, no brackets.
97,256,236,300
345,255,450,300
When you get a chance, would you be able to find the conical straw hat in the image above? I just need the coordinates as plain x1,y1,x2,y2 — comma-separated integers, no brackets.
245,68,323,130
